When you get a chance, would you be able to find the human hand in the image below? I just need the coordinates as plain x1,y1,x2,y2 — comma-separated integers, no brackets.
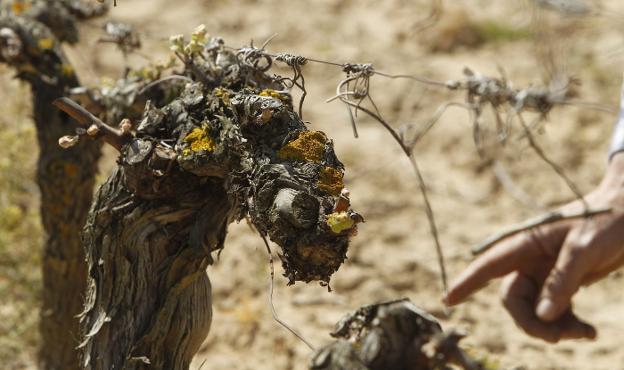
443,153,624,343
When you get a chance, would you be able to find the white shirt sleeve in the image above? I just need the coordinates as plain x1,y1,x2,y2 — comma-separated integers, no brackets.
609,83,624,160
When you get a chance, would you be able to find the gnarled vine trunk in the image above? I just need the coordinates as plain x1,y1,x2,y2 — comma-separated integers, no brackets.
0,2,108,368
79,167,229,369
34,79,101,370
57,34,361,369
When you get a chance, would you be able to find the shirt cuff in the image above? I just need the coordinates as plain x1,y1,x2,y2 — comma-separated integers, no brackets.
609,84,624,161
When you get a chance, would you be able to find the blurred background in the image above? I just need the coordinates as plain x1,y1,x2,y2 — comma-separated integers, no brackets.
2,0,624,369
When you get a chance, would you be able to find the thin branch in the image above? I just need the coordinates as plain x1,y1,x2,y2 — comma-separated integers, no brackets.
491,160,544,210
197,359,207,370
274,53,308,119
411,0,444,33
338,98,448,294
408,102,470,149
174,52,213,87
53,97,131,151
373,70,450,88
517,113,588,209
259,234,316,351
558,100,618,114
345,104,359,138
472,206,612,255
408,152,448,294
138,75,193,95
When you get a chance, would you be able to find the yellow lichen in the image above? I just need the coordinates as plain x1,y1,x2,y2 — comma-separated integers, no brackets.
182,127,216,156
0,205,22,229
99,77,116,88
463,348,500,370
61,64,74,78
214,87,231,106
317,166,344,196
326,211,354,234
277,131,327,163
37,38,54,50
259,89,289,102
185,24,208,55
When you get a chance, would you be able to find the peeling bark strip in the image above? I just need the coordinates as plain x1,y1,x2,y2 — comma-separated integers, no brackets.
62,35,361,369
310,299,487,370
0,2,108,369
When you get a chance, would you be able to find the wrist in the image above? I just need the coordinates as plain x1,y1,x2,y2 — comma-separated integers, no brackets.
607,153,624,181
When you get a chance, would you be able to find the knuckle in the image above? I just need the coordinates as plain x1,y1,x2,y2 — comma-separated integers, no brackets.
523,229,555,257
565,241,589,256
565,227,598,254
545,268,579,298
544,268,565,291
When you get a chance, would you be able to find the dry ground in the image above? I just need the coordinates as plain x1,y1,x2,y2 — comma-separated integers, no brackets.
2,0,624,369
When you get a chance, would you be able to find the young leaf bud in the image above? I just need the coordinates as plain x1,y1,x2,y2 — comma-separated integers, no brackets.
120,118,132,134
58,135,79,149
87,124,100,136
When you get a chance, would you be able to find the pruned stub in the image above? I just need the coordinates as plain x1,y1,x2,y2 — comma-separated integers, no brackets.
114,43,361,285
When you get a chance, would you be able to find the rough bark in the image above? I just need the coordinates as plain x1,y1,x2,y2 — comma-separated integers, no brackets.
35,80,101,370
0,2,107,369
58,35,361,369
79,167,228,369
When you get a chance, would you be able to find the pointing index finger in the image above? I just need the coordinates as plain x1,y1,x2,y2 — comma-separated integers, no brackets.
444,225,566,306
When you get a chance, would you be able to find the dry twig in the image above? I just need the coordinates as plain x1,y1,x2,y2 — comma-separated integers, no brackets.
260,233,316,351
472,206,612,255
53,97,132,151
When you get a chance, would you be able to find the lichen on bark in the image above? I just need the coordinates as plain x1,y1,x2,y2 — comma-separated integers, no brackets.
59,34,361,369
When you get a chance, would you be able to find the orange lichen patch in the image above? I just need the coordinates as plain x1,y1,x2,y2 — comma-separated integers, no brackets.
259,89,288,102
259,109,272,124
182,127,216,156
11,0,31,15
213,87,231,106
296,244,338,266
317,166,344,196
277,131,327,163
326,211,354,234
63,163,79,178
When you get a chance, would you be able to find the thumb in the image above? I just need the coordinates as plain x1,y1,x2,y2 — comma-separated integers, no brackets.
535,237,590,322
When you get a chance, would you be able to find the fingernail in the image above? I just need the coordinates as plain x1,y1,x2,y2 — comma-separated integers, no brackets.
536,298,557,321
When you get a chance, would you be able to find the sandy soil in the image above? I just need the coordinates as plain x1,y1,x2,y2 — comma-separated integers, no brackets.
8,0,624,369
